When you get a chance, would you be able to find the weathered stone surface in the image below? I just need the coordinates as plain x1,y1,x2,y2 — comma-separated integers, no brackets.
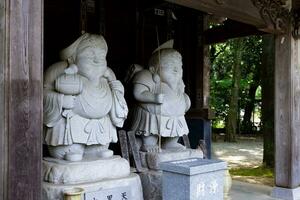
138,149,203,200
140,148,203,170
271,186,300,200
43,156,130,184
42,173,143,200
139,170,162,200
160,157,226,175
160,158,227,200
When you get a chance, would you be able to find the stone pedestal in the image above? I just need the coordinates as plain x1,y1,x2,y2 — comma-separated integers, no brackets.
138,149,203,200
43,156,130,184
42,156,143,200
140,148,203,170
139,170,163,200
160,158,227,200
271,186,300,200
43,173,143,200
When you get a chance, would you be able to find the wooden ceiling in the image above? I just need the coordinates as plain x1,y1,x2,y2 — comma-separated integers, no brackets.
162,0,292,34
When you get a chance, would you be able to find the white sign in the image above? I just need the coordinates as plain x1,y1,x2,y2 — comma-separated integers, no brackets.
154,8,165,16
84,186,131,200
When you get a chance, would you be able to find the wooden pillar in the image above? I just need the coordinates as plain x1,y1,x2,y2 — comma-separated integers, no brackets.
185,12,213,158
0,0,43,199
261,34,275,168
272,27,300,198
199,14,210,110
0,1,6,199
198,14,212,158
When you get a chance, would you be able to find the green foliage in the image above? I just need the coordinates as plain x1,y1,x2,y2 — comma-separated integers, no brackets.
210,36,262,129
255,86,262,100
230,166,274,178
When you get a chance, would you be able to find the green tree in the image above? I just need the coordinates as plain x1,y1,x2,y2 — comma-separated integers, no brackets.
225,38,243,142
210,36,263,140
240,36,262,134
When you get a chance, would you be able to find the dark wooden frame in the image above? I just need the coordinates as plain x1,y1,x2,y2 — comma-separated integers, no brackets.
0,0,43,199
0,0,298,198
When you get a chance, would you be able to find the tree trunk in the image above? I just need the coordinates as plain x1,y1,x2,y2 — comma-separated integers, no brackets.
225,38,243,142
262,35,275,168
241,82,260,134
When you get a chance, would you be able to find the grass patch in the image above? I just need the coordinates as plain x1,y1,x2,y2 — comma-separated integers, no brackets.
229,166,274,178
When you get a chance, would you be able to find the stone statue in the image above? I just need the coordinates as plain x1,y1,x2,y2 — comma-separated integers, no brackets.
130,44,191,152
43,33,128,161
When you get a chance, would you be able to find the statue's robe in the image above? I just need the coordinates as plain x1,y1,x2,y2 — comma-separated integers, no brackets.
44,61,128,146
131,69,189,137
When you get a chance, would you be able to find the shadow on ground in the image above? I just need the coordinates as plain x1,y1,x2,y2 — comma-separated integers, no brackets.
212,136,274,186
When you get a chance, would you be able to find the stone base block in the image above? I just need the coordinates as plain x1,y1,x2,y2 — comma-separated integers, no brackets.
138,149,203,200
271,186,300,200
140,149,203,170
43,173,143,200
139,170,162,200
43,156,130,184
160,158,227,200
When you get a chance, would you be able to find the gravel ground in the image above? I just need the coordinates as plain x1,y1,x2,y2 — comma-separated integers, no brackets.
212,136,264,169
211,136,275,186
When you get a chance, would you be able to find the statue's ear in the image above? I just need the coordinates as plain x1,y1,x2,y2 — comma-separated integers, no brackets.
67,57,75,65
149,66,156,74
152,73,160,84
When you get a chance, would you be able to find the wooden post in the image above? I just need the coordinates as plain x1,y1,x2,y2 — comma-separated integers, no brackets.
0,0,43,199
0,1,6,199
272,27,300,199
198,14,212,158
184,12,212,158
262,34,275,168
275,31,299,188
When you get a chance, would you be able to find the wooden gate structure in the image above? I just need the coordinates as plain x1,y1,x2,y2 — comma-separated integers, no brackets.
0,0,300,199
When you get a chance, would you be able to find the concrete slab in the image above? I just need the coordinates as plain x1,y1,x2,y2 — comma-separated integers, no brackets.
230,181,280,200
271,186,300,200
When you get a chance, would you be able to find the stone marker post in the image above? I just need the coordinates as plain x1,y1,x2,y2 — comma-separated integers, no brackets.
160,158,227,200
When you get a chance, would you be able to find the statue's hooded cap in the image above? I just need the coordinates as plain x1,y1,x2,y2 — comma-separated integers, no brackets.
148,39,182,73
59,33,108,64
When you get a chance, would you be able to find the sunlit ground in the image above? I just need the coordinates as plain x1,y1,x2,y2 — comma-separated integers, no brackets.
212,137,263,168
212,136,274,186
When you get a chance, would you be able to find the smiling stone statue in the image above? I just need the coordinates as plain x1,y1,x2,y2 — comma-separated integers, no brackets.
43,33,128,161
130,45,191,152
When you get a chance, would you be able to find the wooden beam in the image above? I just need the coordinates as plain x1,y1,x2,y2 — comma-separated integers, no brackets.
0,0,43,199
204,20,265,44
164,0,266,29
293,0,300,9
141,0,169,11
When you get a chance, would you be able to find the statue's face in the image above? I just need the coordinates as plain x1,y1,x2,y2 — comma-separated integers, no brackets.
76,46,107,80
160,54,183,85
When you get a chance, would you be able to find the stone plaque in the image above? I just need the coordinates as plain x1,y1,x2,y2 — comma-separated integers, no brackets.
84,186,131,200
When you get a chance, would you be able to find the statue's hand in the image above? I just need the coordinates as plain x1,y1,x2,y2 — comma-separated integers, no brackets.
155,93,165,104
62,95,76,109
103,68,116,82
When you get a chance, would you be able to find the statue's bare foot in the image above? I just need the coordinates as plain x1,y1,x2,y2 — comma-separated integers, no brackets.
84,144,113,159
98,149,113,158
162,141,186,151
141,144,160,153
64,153,83,161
